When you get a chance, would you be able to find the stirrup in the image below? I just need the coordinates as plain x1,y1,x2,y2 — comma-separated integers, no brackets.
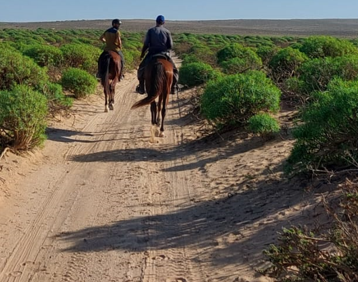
171,85,178,95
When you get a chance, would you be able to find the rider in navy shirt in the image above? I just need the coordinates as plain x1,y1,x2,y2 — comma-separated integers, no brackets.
136,15,179,94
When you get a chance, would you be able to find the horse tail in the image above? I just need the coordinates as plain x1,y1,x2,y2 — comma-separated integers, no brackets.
131,62,164,109
101,54,111,96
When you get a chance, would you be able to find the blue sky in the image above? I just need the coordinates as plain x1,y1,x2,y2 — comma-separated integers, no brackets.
1,0,358,22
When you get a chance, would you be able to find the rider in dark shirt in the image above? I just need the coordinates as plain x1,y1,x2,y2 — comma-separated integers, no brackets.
136,15,179,94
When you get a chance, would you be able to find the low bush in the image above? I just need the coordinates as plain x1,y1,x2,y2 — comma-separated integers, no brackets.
256,45,279,66
298,55,358,94
60,43,101,74
0,85,48,150
0,43,49,91
42,82,73,110
179,62,218,87
300,35,358,59
262,179,358,282
201,71,281,128
269,47,307,82
220,53,262,75
286,78,358,174
61,68,97,98
22,44,63,67
248,113,280,139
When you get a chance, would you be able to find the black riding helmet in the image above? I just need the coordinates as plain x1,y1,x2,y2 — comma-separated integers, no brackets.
112,19,122,26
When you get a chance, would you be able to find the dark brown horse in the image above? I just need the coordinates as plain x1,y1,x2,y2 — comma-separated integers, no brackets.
131,56,173,140
98,51,122,112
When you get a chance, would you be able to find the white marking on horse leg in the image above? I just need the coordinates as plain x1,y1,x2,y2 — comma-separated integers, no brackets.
104,105,109,112
154,125,160,137
149,125,156,143
159,131,165,137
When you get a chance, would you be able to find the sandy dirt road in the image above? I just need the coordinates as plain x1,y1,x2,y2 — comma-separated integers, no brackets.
0,68,331,282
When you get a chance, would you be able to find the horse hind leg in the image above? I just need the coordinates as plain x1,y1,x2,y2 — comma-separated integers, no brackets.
149,125,157,143
108,83,116,111
159,105,167,137
107,87,114,111
104,91,109,112
109,100,114,111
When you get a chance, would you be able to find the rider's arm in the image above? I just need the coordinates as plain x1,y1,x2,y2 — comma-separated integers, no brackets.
166,31,173,50
140,45,148,59
140,31,150,59
99,32,106,42
116,31,122,49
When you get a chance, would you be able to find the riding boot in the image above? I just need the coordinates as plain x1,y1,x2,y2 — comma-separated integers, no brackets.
170,68,179,94
120,61,125,80
170,78,178,94
170,84,178,95
136,79,145,94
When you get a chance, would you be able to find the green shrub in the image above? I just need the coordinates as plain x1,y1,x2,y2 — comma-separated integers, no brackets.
286,78,358,174
122,49,140,70
0,43,49,91
298,55,358,93
181,54,201,65
300,35,358,59
61,67,97,98
248,113,280,138
217,43,258,63
42,82,73,109
256,45,279,66
201,71,281,127
0,85,48,150
179,62,218,87
189,44,217,65
216,44,262,74
269,47,307,81
220,52,262,74
60,43,101,74
22,44,63,67
262,181,358,281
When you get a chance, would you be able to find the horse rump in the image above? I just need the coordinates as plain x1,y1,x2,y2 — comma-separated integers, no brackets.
98,51,111,79
131,60,165,109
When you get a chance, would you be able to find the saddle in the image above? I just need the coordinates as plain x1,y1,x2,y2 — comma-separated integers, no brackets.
149,52,170,62
97,51,122,79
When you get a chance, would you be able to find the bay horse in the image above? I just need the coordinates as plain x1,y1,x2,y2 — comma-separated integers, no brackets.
131,55,173,140
98,51,122,112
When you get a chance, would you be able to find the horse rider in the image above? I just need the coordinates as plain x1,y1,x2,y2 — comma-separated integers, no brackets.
136,15,179,94
97,19,125,79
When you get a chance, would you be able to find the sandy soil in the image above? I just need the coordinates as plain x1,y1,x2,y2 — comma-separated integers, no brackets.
0,66,337,282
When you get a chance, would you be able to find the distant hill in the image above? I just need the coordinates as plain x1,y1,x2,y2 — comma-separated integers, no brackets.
1,19,358,37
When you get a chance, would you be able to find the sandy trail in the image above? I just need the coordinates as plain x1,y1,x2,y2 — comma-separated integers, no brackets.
0,67,331,282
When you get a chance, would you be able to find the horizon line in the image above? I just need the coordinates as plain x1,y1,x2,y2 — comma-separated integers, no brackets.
2,17,358,24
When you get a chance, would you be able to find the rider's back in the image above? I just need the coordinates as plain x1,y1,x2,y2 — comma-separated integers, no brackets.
145,26,173,54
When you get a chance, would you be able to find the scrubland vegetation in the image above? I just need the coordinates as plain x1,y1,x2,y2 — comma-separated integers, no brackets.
1,26,358,280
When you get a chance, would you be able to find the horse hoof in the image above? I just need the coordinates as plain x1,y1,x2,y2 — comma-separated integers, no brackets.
104,106,109,112
159,132,165,137
109,104,114,111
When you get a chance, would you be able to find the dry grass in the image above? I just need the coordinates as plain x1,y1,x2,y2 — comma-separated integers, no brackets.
2,19,358,37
